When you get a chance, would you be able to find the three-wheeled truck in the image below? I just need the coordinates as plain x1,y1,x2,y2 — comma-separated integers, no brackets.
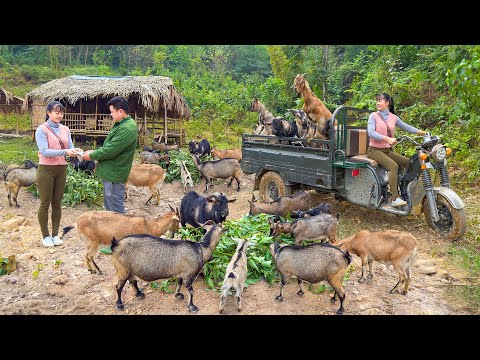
241,106,466,240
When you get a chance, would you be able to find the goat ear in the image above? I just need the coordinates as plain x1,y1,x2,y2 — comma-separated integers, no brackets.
207,195,216,203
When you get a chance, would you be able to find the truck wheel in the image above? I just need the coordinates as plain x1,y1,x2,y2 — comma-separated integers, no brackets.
422,194,467,241
259,171,290,202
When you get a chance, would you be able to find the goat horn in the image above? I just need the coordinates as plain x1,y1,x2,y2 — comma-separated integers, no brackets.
301,73,307,77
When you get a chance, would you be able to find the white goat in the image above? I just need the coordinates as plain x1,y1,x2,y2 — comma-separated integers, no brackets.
180,161,194,194
219,239,249,313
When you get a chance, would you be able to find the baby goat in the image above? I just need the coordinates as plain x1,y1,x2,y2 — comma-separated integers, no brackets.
337,229,418,294
180,161,194,194
219,239,249,313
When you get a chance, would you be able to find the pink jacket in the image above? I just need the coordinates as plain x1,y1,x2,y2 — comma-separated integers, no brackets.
368,112,396,148
38,123,69,165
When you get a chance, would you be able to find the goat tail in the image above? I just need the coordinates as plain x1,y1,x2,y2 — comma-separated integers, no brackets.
407,247,418,271
343,250,352,265
61,225,75,239
228,272,236,279
111,237,119,252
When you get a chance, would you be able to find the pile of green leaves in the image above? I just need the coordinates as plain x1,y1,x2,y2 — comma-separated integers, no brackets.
179,213,296,291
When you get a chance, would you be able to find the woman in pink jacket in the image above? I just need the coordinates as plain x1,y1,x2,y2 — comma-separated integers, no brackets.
35,100,82,247
367,93,426,207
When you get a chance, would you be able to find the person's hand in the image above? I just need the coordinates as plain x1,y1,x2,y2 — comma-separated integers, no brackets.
386,136,397,146
65,149,77,157
82,150,93,161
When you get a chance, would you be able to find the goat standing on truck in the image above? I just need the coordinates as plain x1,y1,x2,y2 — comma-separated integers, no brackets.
35,100,83,247
292,74,334,141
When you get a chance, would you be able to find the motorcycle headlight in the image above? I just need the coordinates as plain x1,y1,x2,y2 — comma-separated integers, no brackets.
431,144,446,161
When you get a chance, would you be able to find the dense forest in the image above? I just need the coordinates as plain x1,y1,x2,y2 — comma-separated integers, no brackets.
0,45,479,183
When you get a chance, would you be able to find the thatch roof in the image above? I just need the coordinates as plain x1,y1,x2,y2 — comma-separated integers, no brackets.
23,75,191,118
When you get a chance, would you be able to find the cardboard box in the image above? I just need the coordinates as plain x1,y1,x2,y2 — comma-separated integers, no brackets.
346,128,368,156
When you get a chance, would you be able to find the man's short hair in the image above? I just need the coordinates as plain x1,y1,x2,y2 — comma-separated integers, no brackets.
107,96,129,113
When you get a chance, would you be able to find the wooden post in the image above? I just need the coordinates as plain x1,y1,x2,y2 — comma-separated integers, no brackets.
164,98,168,144
179,116,183,147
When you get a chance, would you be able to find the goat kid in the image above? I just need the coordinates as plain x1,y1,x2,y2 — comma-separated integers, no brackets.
219,238,250,313
180,161,194,194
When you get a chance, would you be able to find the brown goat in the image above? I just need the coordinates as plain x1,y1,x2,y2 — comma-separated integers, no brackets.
292,74,334,140
61,205,181,274
125,164,166,205
211,147,242,162
248,190,311,218
151,140,179,152
337,230,418,294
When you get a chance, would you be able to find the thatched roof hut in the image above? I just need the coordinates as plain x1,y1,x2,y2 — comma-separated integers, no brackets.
24,75,191,146
0,88,24,114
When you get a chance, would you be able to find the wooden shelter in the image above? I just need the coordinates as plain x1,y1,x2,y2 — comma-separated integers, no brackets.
24,75,191,146
0,88,24,114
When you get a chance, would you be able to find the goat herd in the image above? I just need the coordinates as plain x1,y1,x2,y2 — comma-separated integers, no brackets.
1,80,419,314
63,138,417,315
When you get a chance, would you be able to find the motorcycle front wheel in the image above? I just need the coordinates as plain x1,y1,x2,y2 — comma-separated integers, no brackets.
422,193,467,240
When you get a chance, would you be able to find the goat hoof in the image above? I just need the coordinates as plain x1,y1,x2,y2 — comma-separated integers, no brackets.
136,292,145,299
219,309,223,314
336,308,345,315
116,303,125,311
358,278,365,283
15,205,20,208
275,295,283,302
330,296,337,304
236,189,240,192
175,293,184,300
297,290,304,296
189,305,199,313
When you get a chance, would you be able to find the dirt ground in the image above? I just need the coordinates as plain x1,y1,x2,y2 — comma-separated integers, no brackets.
0,168,476,316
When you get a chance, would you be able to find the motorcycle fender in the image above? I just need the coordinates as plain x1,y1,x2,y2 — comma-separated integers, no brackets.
420,186,465,211
432,187,464,209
